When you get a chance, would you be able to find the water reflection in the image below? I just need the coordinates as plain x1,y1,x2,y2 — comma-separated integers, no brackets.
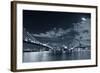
23,50,90,62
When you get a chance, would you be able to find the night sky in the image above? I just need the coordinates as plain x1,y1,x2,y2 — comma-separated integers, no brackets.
23,10,90,34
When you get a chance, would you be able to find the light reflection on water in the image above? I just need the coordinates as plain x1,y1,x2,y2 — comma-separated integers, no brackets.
23,51,90,62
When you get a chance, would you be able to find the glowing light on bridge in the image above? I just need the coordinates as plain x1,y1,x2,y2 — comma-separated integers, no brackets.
63,45,68,49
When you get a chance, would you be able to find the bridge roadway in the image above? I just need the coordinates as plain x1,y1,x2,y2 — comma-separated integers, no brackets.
23,40,75,53
23,40,53,50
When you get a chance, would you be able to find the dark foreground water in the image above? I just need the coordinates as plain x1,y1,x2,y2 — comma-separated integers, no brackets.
23,50,91,62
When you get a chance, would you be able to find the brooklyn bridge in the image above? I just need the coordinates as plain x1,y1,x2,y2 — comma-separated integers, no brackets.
23,28,90,53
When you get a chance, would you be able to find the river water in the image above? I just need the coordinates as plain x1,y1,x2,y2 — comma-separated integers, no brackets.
23,50,90,62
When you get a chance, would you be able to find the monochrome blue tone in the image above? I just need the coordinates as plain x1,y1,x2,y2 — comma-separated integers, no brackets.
23,10,91,62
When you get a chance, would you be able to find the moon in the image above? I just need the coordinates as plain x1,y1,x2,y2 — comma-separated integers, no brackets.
81,17,86,21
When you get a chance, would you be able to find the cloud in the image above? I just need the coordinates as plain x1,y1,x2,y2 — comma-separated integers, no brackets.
33,18,90,39
33,28,70,38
